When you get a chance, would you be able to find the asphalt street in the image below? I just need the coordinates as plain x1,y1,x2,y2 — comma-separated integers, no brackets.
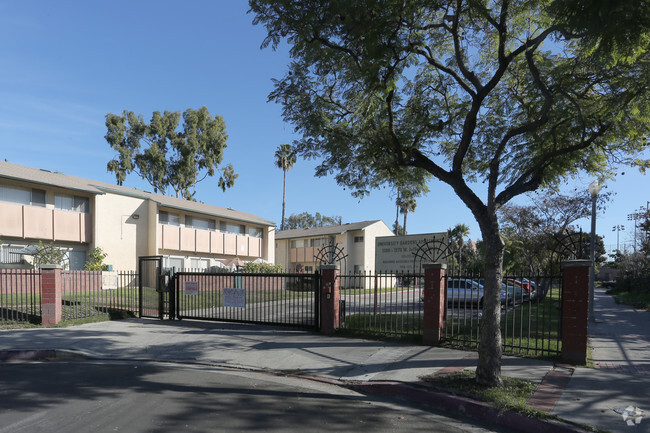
0,360,511,433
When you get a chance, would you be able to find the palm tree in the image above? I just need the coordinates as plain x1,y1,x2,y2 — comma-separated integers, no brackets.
451,223,470,275
399,196,417,235
274,144,296,231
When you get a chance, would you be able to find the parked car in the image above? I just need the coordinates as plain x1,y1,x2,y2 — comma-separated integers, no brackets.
500,281,526,303
447,279,510,308
503,278,536,301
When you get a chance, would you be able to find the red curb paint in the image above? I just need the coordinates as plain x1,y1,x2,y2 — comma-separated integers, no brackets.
526,366,574,413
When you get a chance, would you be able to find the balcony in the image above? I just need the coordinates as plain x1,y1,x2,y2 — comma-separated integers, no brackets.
0,202,92,243
158,224,262,258
289,247,318,263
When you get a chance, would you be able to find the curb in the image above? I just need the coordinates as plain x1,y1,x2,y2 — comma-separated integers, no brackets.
343,381,591,433
1,350,590,433
0,349,91,362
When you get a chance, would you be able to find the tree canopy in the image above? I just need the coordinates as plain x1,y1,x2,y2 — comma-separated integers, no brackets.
250,0,650,386
499,190,610,273
282,212,343,230
105,106,237,200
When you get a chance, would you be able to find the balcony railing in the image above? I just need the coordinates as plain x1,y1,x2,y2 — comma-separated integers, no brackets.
0,202,92,243
158,224,262,258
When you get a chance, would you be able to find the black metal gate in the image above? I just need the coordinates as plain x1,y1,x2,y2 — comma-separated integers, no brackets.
138,256,171,319
173,272,320,329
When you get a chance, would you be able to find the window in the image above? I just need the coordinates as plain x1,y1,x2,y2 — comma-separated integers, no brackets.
290,239,306,248
0,184,46,207
354,265,362,274
159,211,180,226
354,236,364,243
54,194,89,213
248,227,263,238
31,189,46,207
189,258,209,270
220,221,245,234
165,257,184,270
310,238,330,247
304,266,313,273
186,215,216,231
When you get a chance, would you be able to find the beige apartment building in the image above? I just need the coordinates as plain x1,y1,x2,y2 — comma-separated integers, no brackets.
275,220,394,274
0,161,275,270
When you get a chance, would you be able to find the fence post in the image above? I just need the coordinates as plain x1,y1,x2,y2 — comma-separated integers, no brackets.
561,260,591,364
320,264,340,335
41,265,63,326
423,263,447,345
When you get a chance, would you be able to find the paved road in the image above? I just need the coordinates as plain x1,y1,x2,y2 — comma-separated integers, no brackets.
0,360,511,433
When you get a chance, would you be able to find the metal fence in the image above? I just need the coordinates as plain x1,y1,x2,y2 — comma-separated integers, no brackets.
442,273,563,359
174,272,320,329
0,269,140,325
336,271,563,358
338,272,423,340
62,270,139,321
0,269,41,324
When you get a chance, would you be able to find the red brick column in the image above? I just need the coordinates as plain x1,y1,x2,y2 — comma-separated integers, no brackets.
423,263,447,345
41,265,63,326
561,260,591,364
320,265,340,335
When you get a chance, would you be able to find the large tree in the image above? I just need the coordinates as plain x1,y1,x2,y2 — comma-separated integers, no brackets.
105,106,237,200
283,212,343,230
250,0,650,386
275,144,297,230
499,189,611,273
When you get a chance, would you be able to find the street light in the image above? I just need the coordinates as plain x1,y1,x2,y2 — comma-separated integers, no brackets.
612,225,625,252
627,207,647,253
588,180,601,324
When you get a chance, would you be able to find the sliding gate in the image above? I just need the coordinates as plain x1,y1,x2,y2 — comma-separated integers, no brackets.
173,272,320,329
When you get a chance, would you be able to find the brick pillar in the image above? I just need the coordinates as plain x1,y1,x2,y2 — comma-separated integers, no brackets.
423,263,447,345
320,265,340,335
41,265,63,326
561,260,591,364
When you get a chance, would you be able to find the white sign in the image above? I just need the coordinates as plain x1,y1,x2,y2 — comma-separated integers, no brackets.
223,287,246,308
184,281,199,296
375,233,447,273
101,271,118,290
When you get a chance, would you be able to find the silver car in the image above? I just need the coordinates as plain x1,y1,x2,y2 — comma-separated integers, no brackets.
447,279,510,308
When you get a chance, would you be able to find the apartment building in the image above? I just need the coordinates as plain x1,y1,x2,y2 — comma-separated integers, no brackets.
275,220,394,274
0,161,274,270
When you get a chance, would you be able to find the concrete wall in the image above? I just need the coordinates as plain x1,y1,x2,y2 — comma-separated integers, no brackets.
93,193,150,271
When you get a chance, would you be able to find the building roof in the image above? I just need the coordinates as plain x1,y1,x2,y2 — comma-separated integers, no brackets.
0,161,274,226
275,220,388,240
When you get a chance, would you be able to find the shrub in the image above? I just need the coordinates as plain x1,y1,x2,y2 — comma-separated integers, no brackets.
84,247,109,271
243,262,283,274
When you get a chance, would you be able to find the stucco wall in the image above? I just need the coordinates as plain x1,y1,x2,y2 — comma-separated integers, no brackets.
93,193,150,271
362,222,395,272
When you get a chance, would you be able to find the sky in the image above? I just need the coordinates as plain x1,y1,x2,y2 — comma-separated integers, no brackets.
0,1,647,255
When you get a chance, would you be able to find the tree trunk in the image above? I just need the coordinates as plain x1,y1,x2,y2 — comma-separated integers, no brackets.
281,169,287,231
403,212,408,235
395,191,400,234
476,218,505,387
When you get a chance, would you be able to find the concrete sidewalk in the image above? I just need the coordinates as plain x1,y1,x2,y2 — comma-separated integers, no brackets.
1,286,647,432
552,287,650,432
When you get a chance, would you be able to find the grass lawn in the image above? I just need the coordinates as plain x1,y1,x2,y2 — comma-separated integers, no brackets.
605,281,650,311
421,370,542,417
